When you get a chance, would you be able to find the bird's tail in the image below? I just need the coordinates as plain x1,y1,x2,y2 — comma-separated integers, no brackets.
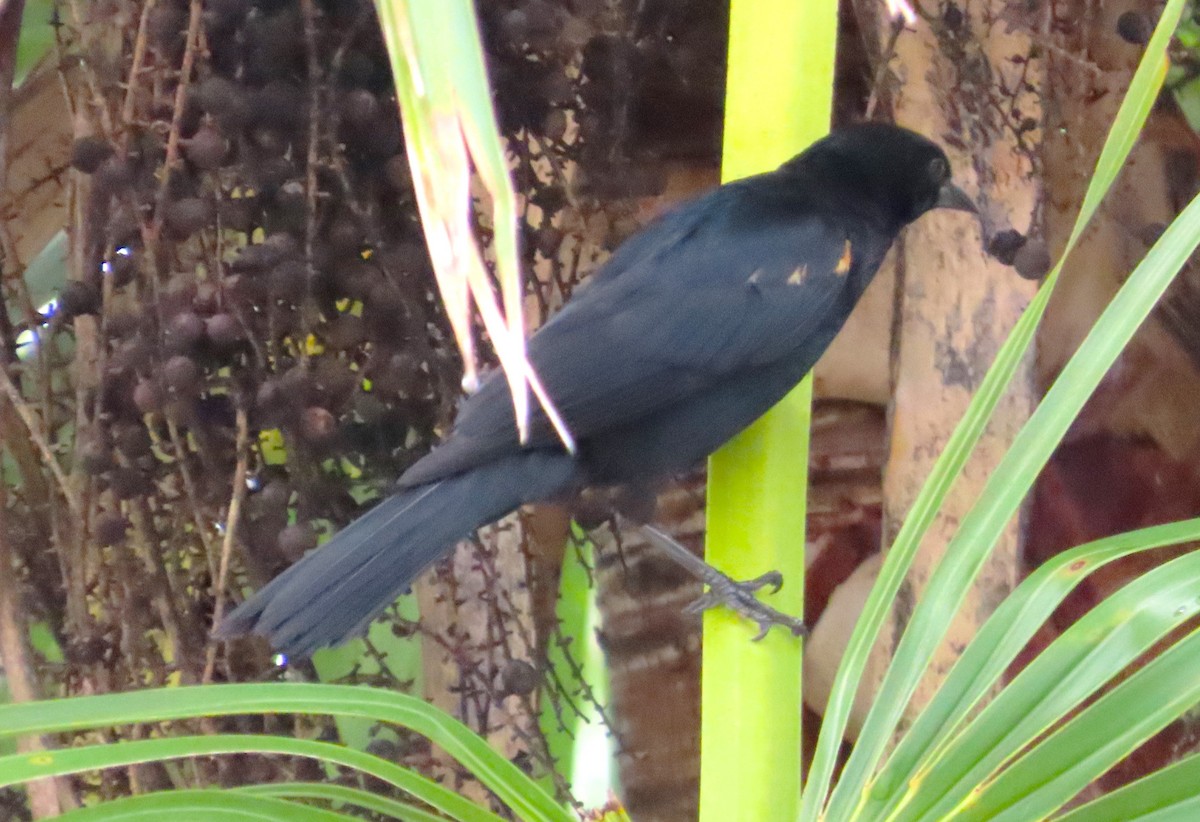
217,450,579,656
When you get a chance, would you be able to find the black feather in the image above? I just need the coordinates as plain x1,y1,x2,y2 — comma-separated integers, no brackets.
220,123,970,655
216,451,579,656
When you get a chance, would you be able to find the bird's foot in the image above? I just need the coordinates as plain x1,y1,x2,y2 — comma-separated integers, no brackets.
683,570,807,641
638,523,807,641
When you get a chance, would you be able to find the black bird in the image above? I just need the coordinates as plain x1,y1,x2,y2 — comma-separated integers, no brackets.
219,123,976,656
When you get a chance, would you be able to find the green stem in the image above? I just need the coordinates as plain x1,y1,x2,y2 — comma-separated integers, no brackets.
700,1,836,819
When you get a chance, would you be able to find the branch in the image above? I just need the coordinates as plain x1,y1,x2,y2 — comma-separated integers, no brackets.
203,407,250,683
0,366,84,519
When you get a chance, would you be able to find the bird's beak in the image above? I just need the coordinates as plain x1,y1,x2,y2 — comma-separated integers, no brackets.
936,182,977,214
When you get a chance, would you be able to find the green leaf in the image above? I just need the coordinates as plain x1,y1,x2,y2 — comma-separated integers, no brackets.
1055,750,1200,822
15,0,56,86
864,518,1200,820
236,782,450,822
374,0,570,448
805,2,1189,817
27,620,64,664
834,160,1200,821
0,683,572,822
894,548,1200,820
53,789,354,822
961,626,1200,821
0,734,494,822
1172,77,1200,132
539,528,615,802
704,0,836,817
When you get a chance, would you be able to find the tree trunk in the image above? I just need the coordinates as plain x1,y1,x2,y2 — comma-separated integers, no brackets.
863,0,1041,719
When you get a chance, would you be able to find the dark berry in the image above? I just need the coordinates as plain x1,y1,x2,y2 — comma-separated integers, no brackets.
163,354,202,394
1116,11,1152,45
324,313,367,351
167,311,206,351
205,313,243,348
500,659,540,696
542,109,568,142
220,197,257,233
65,636,111,665
384,155,409,189
278,523,318,560
77,429,112,475
1012,238,1052,280
269,259,309,299
163,197,214,239
987,229,1026,266
256,479,291,513
184,126,227,169
108,466,149,500
114,423,152,459
299,406,337,444
534,226,564,257
106,251,138,288
59,280,102,317
340,89,380,128
70,137,115,174
133,379,163,414
148,4,187,54
195,76,247,123
93,157,135,194
95,514,132,552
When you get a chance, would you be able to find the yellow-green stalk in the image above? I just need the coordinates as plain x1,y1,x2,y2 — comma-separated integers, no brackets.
700,1,836,819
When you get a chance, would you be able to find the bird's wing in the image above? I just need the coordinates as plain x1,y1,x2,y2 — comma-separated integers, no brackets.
401,176,888,485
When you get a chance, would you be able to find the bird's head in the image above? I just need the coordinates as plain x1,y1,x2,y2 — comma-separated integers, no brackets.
794,122,976,232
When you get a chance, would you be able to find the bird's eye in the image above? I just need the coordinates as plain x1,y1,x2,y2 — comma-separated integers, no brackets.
928,156,949,182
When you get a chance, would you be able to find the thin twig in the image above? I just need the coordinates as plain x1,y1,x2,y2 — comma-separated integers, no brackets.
203,407,250,683
865,18,905,120
0,458,72,816
165,418,220,581
0,367,84,519
0,2,69,770
299,0,322,364
63,0,116,137
146,0,202,248
121,0,157,134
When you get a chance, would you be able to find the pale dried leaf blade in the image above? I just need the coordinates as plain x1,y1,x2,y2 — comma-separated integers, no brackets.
458,114,535,441
446,5,534,436
446,114,530,435
403,110,478,390
380,0,573,450
462,242,577,454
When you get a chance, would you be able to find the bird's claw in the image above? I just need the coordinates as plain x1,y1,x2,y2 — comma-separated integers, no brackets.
636,523,806,640
683,568,807,641
748,570,784,595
